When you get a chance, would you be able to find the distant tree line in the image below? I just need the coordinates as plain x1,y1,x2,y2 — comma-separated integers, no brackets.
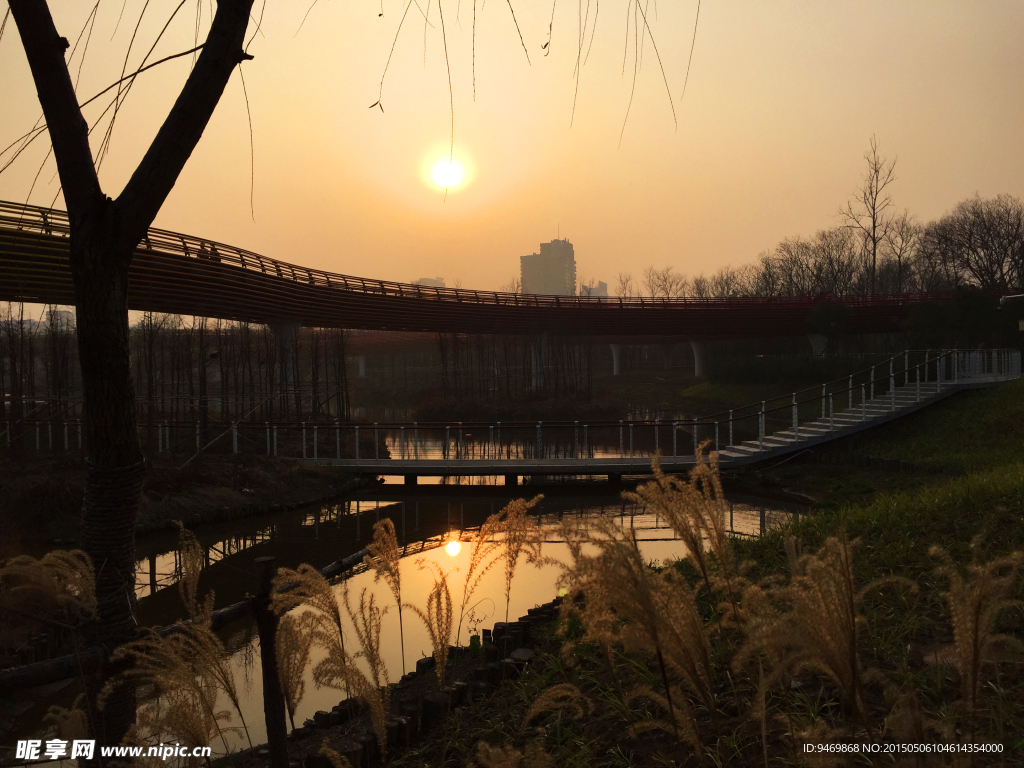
617,139,1023,299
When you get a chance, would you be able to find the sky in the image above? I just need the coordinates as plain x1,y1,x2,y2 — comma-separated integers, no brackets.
2,1,1023,293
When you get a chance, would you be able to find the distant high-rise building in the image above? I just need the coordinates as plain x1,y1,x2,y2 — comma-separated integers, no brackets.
520,239,576,295
412,277,446,288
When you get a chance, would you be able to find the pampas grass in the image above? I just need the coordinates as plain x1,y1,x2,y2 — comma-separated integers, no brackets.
319,738,355,768
275,610,316,730
520,683,590,733
407,560,455,689
735,529,880,727
553,514,712,748
930,538,1023,732
501,496,542,625
364,518,406,675
455,509,505,647
0,548,95,647
272,565,391,756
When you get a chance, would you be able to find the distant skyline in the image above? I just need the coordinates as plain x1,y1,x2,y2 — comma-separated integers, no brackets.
2,1,1022,293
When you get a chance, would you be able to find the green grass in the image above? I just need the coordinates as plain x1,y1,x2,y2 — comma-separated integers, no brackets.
848,377,1024,473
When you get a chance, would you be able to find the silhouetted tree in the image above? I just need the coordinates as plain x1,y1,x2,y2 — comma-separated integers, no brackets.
8,0,255,750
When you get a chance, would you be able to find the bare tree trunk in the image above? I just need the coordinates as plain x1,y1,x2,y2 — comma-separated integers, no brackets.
9,0,254,753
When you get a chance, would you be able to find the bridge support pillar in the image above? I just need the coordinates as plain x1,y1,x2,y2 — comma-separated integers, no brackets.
504,474,518,486
608,472,622,487
404,474,418,485
610,343,623,376
808,334,828,356
690,340,707,378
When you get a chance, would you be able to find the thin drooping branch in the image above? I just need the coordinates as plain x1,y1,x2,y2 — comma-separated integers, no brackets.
79,45,207,110
679,0,700,101
505,0,531,64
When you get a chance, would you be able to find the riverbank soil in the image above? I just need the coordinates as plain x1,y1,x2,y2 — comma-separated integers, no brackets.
0,453,357,553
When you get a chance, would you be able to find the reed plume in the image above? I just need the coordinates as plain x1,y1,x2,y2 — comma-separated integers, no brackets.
553,515,711,748
455,509,505,646
275,610,316,730
175,522,212,620
501,496,543,624
319,738,355,768
520,683,589,733
103,626,240,755
930,538,1023,730
406,560,455,689
0,548,95,647
627,449,743,607
342,582,391,707
472,741,553,768
101,524,252,750
364,518,406,675
735,529,877,727
271,565,389,755
44,695,89,742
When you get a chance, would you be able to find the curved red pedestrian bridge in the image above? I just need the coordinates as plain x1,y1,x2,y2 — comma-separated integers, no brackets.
0,200,952,337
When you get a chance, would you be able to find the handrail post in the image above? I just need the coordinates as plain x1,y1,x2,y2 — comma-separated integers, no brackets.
916,365,921,401
497,421,501,457
414,422,419,460
273,425,278,456
653,419,658,454
313,425,317,461
575,420,580,458
400,425,405,460
861,385,866,420
459,421,464,458
728,410,734,446
870,366,875,400
629,422,634,458
848,375,853,411
336,420,340,459
714,421,719,451
355,425,359,464
692,419,697,456
584,424,588,459
672,421,678,456
302,422,307,459
829,394,834,431
820,385,826,419
537,422,542,459
374,422,379,459
759,402,765,450
890,359,895,411
791,393,798,439
619,420,624,458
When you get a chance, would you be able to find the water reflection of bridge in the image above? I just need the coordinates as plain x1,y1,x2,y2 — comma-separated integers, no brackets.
133,490,803,628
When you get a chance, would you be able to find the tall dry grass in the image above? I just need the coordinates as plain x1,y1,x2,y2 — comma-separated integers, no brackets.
501,496,543,625
553,515,710,749
275,610,316,730
0,548,95,648
272,565,391,756
104,525,252,752
930,537,1023,734
455,509,505,647
734,529,894,728
407,560,455,689
364,518,406,675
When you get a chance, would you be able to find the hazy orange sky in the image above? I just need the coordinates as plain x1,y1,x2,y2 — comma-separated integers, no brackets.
2,1,1023,292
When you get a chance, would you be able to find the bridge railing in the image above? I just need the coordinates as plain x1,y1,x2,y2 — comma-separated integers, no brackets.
3,349,1019,462
0,199,963,309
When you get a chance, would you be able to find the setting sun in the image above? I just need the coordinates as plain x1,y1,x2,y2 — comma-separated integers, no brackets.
430,158,466,190
445,538,462,556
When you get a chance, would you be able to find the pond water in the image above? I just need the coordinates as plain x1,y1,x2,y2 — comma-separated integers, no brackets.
10,481,805,753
